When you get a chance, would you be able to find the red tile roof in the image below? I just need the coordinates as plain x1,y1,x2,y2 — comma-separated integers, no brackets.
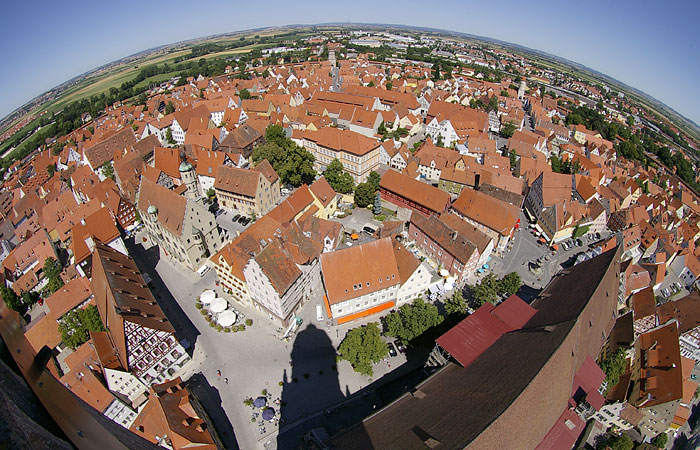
436,295,535,367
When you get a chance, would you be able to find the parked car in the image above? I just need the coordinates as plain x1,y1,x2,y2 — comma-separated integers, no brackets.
197,265,211,277
388,342,398,357
661,288,671,298
576,239,583,247
232,213,241,222
237,215,248,223
673,282,682,292
240,217,251,226
396,341,407,354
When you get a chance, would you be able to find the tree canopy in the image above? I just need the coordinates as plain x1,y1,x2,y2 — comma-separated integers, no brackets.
599,348,627,389
58,305,105,349
500,122,516,139
1,285,27,316
651,432,668,449
102,161,115,180
354,182,376,208
383,297,443,342
470,272,522,306
444,290,468,316
605,434,634,450
337,322,388,376
323,159,355,194
367,171,381,191
251,125,316,187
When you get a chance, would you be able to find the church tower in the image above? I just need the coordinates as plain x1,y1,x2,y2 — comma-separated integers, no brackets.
179,150,200,200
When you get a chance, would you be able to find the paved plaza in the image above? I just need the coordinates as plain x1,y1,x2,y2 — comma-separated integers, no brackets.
127,229,421,450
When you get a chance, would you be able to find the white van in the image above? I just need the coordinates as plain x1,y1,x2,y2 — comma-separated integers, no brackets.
197,265,211,277
316,304,324,322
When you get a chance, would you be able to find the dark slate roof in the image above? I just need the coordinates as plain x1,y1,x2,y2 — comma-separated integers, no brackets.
92,242,174,334
219,123,261,150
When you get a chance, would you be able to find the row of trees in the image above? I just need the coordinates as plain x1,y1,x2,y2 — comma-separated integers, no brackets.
469,272,522,306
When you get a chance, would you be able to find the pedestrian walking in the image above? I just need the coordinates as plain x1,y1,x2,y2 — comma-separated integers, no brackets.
224,378,229,384
216,370,221,377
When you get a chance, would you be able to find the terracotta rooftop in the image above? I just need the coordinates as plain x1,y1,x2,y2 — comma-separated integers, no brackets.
451,187,519,236
320,237,400,305
214,165,262,198
380,169,451,215
304,127,380,156
137,178,187,237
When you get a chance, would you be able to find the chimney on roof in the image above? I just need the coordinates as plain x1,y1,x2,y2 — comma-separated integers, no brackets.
80,218,86,226
452,231,457,241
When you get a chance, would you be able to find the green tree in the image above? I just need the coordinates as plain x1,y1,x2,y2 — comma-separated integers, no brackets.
367,171,381,192
354,182,375,208
383,298,443,342
651,432,668,448
373,192,382,215
21,291,40,307
550,154,563,173
470,273,500,306
278,145,316,187
444,290,468,316
367,81,374,87
206,187,216,200
165,127,176,145
499,272,522,297
431,62,440,81
386,82,392,90
165,101,175,114
599,348,627,389
501,122,516,138
239,88,252,100
337,322,388,376
378,121,387,135
58,305,106,349
1,285,27,315
606,434,634,450
101,161,115,180
323,159,355,194
435,135,444,147
487,96,498,112
262,69,270,78
43,257,64,296
251,142,286,170
47,164,55,177
264,124,288,148
509,150,517,170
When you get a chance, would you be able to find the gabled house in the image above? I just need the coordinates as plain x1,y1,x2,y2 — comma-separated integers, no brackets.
90,242,191,387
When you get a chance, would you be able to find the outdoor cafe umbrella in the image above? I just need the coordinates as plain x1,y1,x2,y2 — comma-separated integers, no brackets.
254,397,267,408
200,290,216,305
262,407,275,421
210,297,228,313
217,310,237,327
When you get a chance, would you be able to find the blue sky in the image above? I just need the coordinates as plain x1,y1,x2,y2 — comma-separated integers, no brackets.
1,0,698,125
